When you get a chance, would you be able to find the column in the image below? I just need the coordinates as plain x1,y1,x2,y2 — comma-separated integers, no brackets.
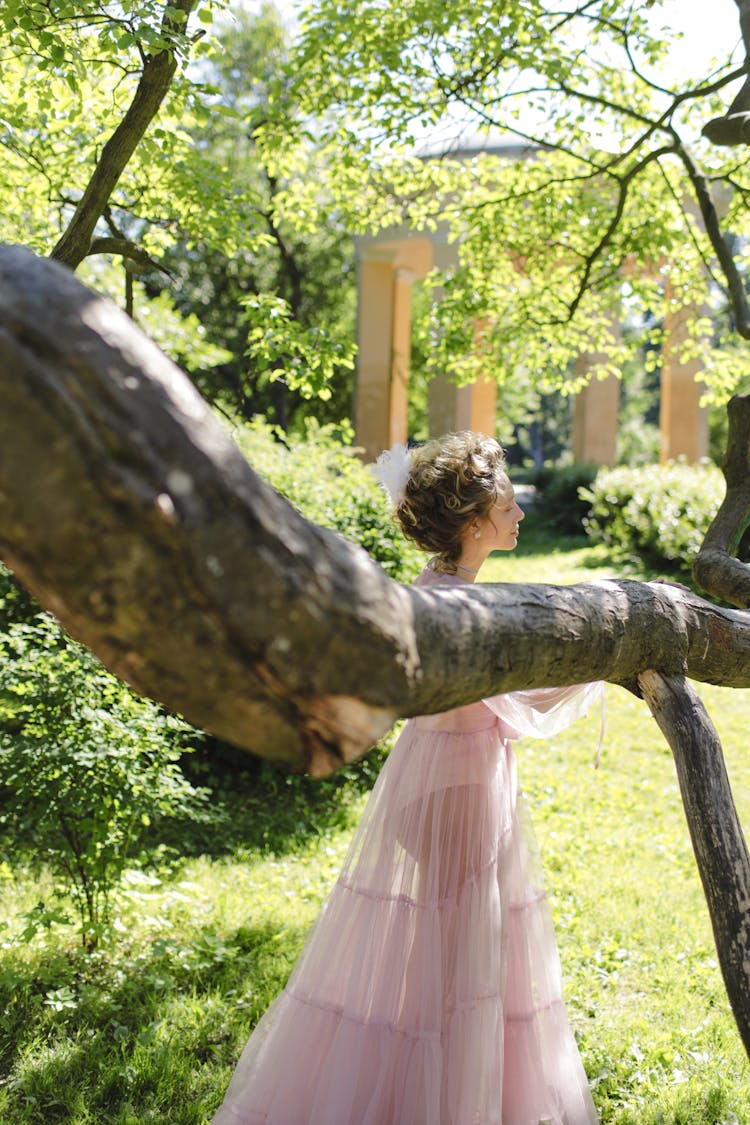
572,315,622,465
660,294,708,462
354,256,412,463
571,364,621,465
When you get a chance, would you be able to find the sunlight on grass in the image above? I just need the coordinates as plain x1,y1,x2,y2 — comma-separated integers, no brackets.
518,683,750,1122
2,532,750,1122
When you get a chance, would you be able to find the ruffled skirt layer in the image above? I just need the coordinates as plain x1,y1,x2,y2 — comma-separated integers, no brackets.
213,710,598,1124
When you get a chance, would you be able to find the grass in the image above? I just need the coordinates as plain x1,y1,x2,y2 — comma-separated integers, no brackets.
2,515,750,1123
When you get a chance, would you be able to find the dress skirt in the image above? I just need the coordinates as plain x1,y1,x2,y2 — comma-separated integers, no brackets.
212,684,600,1124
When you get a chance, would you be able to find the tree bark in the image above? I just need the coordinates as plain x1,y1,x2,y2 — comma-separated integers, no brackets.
694,394,750,606
2,243,750,776
703,0,750,145
639,671,750,1058
50,0,197,270
5,243,750,1060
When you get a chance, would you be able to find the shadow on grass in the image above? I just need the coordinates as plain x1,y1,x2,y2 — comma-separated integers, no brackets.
148,733,394,864
0,918,307,1123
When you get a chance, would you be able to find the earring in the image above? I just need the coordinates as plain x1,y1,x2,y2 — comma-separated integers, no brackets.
473,528,481,539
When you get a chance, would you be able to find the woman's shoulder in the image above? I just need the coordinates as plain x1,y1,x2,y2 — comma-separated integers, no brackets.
414,560,467,588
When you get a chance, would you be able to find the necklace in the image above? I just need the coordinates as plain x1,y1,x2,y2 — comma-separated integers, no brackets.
455,562,479,576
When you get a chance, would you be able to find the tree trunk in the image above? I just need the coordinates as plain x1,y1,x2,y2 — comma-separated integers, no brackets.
694,394,750,606
2,242,750,771
4,241,750,1058
639,671,750,1057
50,0,197,270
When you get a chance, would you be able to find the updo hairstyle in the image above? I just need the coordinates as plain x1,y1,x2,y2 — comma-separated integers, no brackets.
396,431,507,573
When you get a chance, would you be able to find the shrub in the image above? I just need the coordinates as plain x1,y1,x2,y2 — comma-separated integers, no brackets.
0,560,38,628
0,612,216,950
233,417,423,582
581,460,725,571
530,462,599,536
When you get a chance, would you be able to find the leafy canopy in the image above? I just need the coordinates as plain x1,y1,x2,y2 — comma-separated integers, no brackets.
262,0,750,398
0,1,358,414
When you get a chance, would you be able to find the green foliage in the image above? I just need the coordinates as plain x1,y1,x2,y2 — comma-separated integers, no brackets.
581,461,726,572
0,561,38,628
2,545,750,1120
0,609,215,950
241,292,356,402
0,3,230,254
0,0,360,428
254,0,750,402
531,461,599,536
152,5,358,427
234,417,423,581
79,259,234,378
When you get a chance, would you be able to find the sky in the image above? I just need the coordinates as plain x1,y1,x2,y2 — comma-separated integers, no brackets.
267,0,745,98
269,0,743,69
650,0,742,86
246,0,746,149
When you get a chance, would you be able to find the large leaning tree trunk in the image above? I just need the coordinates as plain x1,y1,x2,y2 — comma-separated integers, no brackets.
2,244,750,1056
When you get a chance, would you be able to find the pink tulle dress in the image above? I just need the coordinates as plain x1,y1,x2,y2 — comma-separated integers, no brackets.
213,567,601,1124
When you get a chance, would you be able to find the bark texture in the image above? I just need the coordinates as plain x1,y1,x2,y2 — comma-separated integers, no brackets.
3,244,750,774
703,0,750,146
694,394,750,606
640,671,750,1058
4,242,750,1058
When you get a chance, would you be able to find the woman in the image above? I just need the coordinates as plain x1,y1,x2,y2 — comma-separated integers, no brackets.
213,431,600,1124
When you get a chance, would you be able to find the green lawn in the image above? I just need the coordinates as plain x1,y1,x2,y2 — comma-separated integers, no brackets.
2,522,750,1123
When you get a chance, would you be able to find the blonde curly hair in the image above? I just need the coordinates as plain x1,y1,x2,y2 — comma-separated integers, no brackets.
395,431,507,573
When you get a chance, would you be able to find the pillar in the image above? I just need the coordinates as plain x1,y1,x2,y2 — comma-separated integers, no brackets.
354,257,413,462
354,236,433,462
572,368,621,465
660,294,708,462
428,374,497,438
426,236,496,438
572,319,622,465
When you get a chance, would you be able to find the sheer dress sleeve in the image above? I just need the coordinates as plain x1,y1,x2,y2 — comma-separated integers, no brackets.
483,682,604,743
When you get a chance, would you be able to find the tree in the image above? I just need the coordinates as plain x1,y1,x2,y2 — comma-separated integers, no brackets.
3,242,750,1053
0,1,221,266
154,4,357,428
0,1,357,421
3,0,750,1075
265,0,750,400
0,609,211,951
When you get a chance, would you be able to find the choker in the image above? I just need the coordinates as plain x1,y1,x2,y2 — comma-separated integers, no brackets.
455,563,478,576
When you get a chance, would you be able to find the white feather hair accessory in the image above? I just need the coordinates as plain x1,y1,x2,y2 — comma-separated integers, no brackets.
371,442,412,506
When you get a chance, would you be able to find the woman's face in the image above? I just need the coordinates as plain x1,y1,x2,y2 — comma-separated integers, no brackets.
481,474,524,551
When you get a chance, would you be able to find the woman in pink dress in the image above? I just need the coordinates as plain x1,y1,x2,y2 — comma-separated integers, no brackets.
213,431,601,1125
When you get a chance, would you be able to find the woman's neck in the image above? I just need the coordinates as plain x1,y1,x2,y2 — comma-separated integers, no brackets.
454,546,489,581
454,561,479,579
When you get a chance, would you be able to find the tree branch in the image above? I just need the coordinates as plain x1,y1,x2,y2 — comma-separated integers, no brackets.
639,670,750,1058
3,245,750,776
674,139,750,339
50,0,197,270
88,236,169,276
563,145,676,320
